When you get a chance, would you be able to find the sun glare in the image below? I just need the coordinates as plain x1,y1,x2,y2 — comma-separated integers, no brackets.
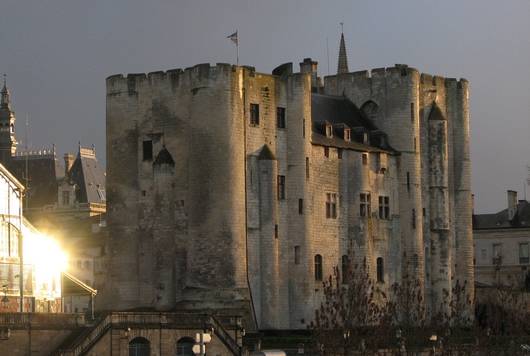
22,227,67,298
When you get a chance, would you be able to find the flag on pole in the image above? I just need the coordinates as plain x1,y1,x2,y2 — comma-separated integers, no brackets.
227,30,239,65
227,31,238,45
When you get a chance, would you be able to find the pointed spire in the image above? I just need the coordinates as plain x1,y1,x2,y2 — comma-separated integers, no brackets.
1,74,11,109
337,24,349,75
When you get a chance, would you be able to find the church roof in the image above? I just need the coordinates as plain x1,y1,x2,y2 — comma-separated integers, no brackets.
337,32,349,74
473,200,530,230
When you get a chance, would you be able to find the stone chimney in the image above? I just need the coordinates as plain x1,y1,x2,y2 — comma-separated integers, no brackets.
299,58,319,91
64,153,75,176
507,190,517,220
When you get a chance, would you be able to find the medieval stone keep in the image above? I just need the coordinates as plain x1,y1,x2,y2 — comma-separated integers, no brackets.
101,34,474,330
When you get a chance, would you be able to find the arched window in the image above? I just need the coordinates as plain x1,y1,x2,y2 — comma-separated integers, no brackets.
176,337,195,356
341,255,350,284
376,257,384,283
314,254,323,281
129,337,150,356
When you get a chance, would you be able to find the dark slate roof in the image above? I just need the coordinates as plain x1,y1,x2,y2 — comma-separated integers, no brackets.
8,155,62,209
69,150,106,204
473,200,530,230
311,94,396,153
311,94,377,130
153,147,175,166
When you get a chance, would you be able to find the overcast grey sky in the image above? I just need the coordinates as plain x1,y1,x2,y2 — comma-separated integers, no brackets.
0,0,529,213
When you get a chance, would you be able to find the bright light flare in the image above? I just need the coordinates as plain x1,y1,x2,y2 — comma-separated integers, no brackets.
22,227,67,298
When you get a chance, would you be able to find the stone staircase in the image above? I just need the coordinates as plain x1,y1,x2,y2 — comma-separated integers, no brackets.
53,312,241,356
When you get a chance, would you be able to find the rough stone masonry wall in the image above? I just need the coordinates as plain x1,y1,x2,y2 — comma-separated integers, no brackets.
324,66,474,319
304,143,400,327
103,64,252,317
324,67,426,301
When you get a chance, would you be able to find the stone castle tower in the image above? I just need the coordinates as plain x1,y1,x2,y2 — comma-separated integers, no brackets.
101,33,474,330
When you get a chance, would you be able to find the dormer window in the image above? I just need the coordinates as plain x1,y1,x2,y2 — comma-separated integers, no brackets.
325,124,333,138
344,129,351,142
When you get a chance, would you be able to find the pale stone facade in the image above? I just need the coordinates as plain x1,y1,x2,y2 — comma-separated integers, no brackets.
101,34,474,330
473,190,530,287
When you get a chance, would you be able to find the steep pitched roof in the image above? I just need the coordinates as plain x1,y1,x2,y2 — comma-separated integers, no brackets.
9,155,62,208
337,32,349,74
311,94,376,130
69,148,106,204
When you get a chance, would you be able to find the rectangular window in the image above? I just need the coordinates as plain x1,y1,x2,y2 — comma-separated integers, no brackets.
410,102,415,123
303,119,306,138
412,209,416,229
274,224,279,239
520,243,529,264
360,193,371,217
294,246,300,265
277,107,286,128
337,148,343,159
378,196,390,219
326,193,337,219
62,191,70,206
305,157,310,179
324,147,329,158
250,103,260,126
493,243,502,265
277,175,286,200
142,140,153,161
326,125,333,138
362,153,368,165
414,137,417,151
298,199,304,215
406,172,410,191
344,129,351,142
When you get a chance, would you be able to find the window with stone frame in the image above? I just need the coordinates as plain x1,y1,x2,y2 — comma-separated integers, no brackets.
314,254,323,281
493,243,502,265
324,146,329,158
337,148,343,159
378,196,390,219
412,209,416,229
276,107,286,129
325,124,333,138
362,153,368,165
520,243,529,264
325,193,337,219
277,175,286,200
250,103,260,126
344,129,351,142
62,191,70,206
360,193,371,217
